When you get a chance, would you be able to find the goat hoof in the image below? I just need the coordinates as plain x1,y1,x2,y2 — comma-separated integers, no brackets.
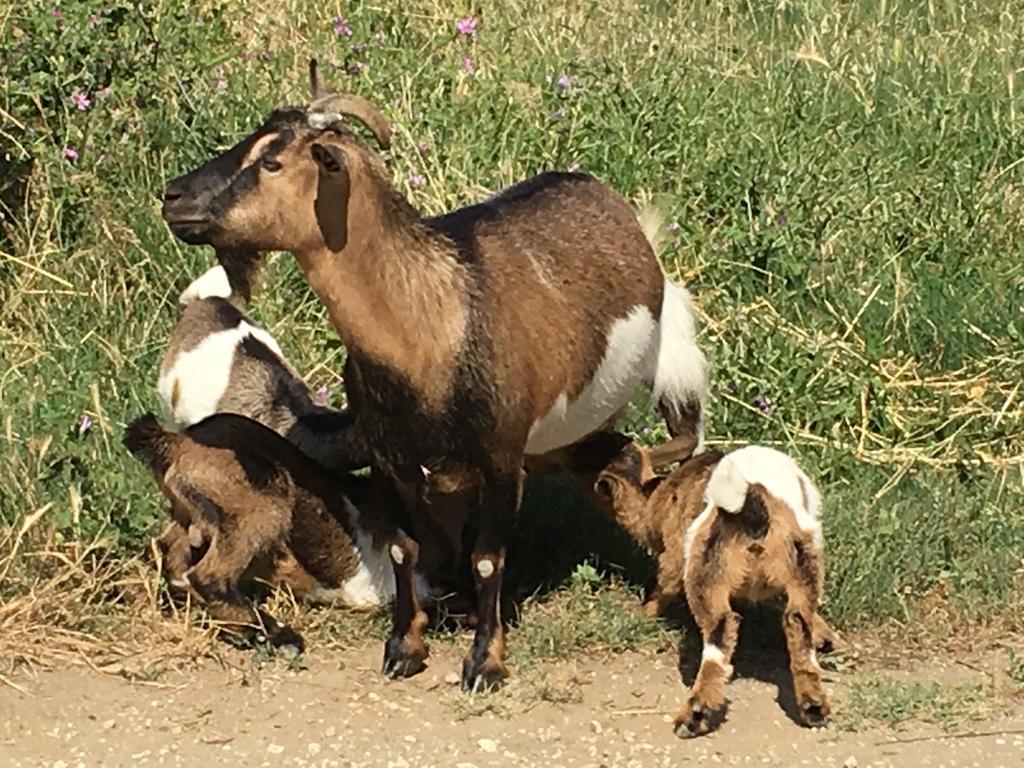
382,633,428,679
799,696,830,727
460,655,507,694
270,626,305,655
673,697,718,739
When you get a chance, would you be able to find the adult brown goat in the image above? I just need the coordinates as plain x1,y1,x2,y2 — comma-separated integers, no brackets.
161,61,708,691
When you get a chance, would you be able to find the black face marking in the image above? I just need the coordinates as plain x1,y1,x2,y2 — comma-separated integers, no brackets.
162,109,305,246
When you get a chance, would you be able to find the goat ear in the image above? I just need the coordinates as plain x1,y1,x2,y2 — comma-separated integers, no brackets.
312,143,350,252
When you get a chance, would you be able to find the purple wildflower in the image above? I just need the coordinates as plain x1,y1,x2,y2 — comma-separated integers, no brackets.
71,90,91,110
410,172,426,188
78,414,93,434
351,61,368,74
667,221,680,232
567,160,580,172
52,9,62,18
314,386,330,406
462,56,474,74
214,77,228,92
642,426,652,435
88,13,101,28
96,85,111,99
556,73,573,89
551,106,566,119
62,146,79,162
417,141,431,155
456,15,477,36
753,392,773,416
776,213,788,227
333,16,353,36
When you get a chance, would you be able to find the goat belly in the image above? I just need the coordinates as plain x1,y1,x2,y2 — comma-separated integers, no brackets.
525,305,659,455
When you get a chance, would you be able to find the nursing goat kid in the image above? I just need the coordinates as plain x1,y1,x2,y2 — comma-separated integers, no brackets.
595,443,835,737
161,61,708,691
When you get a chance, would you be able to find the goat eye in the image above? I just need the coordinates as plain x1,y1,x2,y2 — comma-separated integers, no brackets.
262,158,283,172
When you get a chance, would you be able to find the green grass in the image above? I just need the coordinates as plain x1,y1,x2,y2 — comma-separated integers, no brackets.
836,676,993,731
2,0,1023,658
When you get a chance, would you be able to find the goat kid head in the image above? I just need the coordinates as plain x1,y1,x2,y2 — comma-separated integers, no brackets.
162,60,393,280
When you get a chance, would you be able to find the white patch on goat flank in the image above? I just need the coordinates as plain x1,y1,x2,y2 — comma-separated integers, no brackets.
704,446,824,551
157,320,286,429
652,281,708,452
525,305,659,455
476,559,494,579
178,265,232,305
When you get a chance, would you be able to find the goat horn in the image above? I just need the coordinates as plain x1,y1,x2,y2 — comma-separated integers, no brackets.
309,92,393,151
309,58,329,101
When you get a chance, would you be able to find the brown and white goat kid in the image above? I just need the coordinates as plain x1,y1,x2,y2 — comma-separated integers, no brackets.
595,443,834,737
124,412,428,653
160,61,708,691
158,265,364,471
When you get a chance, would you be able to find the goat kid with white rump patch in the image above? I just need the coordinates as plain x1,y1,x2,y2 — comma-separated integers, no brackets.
595,442,836,737
160,61,708,691
123,412,431,654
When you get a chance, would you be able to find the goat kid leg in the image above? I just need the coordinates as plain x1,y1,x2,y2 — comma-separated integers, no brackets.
812,613,838,655
461,467,521,693
185,535,304,653
783,594,831,726
155,521,193,593
674,605,740,738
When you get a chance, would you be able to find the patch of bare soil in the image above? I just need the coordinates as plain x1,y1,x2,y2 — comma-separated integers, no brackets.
2,641,1023,768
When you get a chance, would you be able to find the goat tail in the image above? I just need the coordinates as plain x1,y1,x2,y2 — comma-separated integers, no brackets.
652,280,708,450
178,264,234,306
636,198,670,255
123,412,178,467
705,454,750,514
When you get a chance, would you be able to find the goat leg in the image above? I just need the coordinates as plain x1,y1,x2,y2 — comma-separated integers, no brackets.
674,601,740,739
186,535,304,654
782,596,831,727
378,472,429,679
461,465,521,693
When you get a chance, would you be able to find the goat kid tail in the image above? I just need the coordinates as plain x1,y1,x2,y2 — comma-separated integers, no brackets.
123,413,179,469
704,452,774,539
178,264,234,306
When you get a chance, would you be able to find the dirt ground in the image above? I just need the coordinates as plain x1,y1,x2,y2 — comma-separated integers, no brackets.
2,641,1023,768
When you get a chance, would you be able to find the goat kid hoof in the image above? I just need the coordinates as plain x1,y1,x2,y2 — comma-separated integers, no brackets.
460,656,508,694
799,696,831,727
382,634,428,679
673,698,718,739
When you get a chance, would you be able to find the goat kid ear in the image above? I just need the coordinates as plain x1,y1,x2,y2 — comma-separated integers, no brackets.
594,475,616,500
312,142,350,252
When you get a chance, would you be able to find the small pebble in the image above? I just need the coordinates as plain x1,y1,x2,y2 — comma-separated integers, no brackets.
267,744,284,754
478,738,498,753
